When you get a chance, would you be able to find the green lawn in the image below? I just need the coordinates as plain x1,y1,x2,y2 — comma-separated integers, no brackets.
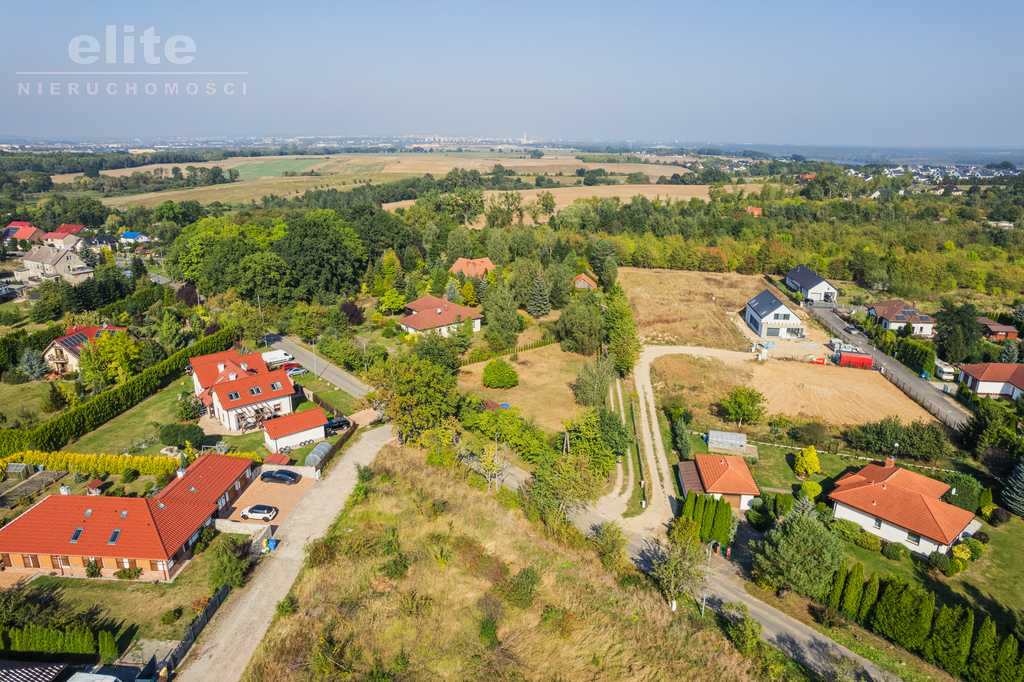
841,515,1024,637
0,381,55,425
24,533,248,652
291,373,358,415
63,377,191,455
748,444,861,494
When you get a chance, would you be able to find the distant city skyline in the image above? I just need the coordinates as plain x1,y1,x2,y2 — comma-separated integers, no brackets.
2,0,1023,146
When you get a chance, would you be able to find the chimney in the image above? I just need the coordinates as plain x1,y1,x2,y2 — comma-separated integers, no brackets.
217,362,225,372
240,362,248,370
176,468,186,479
872,500,876,506
912,300,918,309
884,456,895,468
229,373,237,380
436,309,441,314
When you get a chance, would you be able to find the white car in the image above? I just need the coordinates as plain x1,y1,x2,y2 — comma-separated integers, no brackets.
240,504,278,522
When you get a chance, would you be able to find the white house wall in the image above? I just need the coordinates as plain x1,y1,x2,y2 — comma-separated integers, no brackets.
833,501,947,555
401,318,481,338
265,424,326,452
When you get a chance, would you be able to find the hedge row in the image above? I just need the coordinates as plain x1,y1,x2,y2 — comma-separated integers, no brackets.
1,451,180,477
2,625,97,654
0,326,237,457
461,339,557,367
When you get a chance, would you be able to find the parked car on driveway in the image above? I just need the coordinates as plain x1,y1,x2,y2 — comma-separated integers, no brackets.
279,362,301,371
327,416,350,431
260,469,301,485
285,367,309,377
240,504,278,521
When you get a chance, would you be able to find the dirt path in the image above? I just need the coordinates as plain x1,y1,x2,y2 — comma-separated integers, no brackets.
615,379,634,502
176,426,395,682
608,385,623,494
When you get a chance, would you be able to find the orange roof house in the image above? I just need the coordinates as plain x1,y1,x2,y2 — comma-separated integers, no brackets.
745,206,763,217
956,362,1024,398
572,273,598,291
188,349,296,432
829,457,978,553
399,295,483,336
677,453,760,510
449,257,494,279
263,407,329,453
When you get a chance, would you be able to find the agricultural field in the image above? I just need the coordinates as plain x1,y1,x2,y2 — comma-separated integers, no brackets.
231,158,324,179
618,268,788,351
457,344,587,432
241,442,787,682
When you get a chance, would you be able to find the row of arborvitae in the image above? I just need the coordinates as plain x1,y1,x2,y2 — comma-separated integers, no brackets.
1,624,100,655
679,493,733,546
822,560,1021,681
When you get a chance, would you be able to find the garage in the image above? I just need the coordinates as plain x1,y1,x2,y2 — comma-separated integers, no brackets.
766,327,780,337
225,474,314,530
264,407,328,453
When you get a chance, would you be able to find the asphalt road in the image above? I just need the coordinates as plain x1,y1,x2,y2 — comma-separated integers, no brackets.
265,334,370,399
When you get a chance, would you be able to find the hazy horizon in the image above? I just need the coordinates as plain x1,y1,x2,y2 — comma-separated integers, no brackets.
2,0,1023,147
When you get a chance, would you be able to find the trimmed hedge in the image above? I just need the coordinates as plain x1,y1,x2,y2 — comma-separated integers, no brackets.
854,532,883,551
0,326,236,456
1,451,179,477
2,624,96,654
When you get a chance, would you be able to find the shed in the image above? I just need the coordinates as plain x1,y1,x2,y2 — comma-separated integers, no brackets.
85,479,103,496
708,430,746,452
5,463,31,481
839,352,873,369
264,408,328,454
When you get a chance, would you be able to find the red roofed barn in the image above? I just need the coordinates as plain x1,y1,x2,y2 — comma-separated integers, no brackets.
677,453,760,510
0,454,255,581
264,407,328,453
399,295,482,337
829,457,980,555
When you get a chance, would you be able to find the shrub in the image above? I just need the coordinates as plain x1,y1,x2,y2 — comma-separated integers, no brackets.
455,535,508,583
114,567,143,580
791,421,831,448
501,567,541,609
355,463,374,484
175,393,203,421
479,617,499,649
209,537,252,590
972,530,990,545
881,542,907,561
159,423,205,449
276,597,297,618
107,484,126,498
193,527,216,554
962,537,984,561
830,519,862,542
800,480,822,501
854,533,882,552
592,521,629,572
794,446,820,476
990,508,1011,527
746,506,775,532
99,631,118,664
72,471,90,484
2,369,29,385
380,555,410,580
143,481,154,492
929,551,950,573
121,468,139,484
539,606,576,638
85,560,101,578
945,556,968,577
160,608,181,625
305,537,338,568
155,473,171,487
482,359,519,389
495,486,520,510
951,544,971,562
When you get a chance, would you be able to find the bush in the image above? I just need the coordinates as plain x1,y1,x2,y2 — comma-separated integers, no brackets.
791,421,831,448
276,597,297,618
990,508,1012,527
380,555,410,580
502,567,541,609
121,468,139,484
482,358,519,389
972,530,990,545
209,537,252,590
479,617,499,649
114,567,143,580
854,533,882,552
746,506,775,532
175,393,203,421
107,484,126,498
929,552,950,573
160,608,182,625
951,544,971,562
85,560,101,578
881,542,907,561
830,519,862,542
159,423,205,449
946,556,968,577
355,463,374,484
495,486,520,510
305,537,338,568
1,369,28,385
539,606,576,638
193,527,216,554
962,537,985,561
800,480,822,501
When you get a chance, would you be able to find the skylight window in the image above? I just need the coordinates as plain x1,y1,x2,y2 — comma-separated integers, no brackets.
84,509,92,517
249,387,263,396
188,486,196,492
157,502,166,510
70,527,83,543
227,391,240,401
108,529,121,545
270,382,282,391
120,510,128,519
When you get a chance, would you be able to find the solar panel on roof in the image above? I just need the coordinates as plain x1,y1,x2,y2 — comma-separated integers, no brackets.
919,315,930,321
894,315,905,321
58,333,88,352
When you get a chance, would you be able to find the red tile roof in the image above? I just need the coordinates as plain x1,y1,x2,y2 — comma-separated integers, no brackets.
264,453,292,465
449,257,495,278
155,454,254,506
264,407,328,439
693,454,760,496
0,495,215,561
55,224,84,235
829,461,974,545
191,350,267,390
212,369,295,409
958,362,1024,390
573,273,598,289
86,479,103,490
5,221,30,229
12,227,42,241
399,296,482,331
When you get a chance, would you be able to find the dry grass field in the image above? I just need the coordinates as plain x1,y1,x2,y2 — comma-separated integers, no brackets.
619,268,789,351
458,343,586,431
650,354,754,432
240,443,774,682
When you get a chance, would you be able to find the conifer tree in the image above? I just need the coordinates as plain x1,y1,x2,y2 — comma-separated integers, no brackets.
970,617,999,682
924,605,958,669
858,572,881,624
392,263,406,295
444,278,463,304
828,560,848,609
840,562,864,621
903,588,934,651
750,510,844,597
405,272,419,301
1004,459,1024,518
461,279,478,306
951,607,976,677
993,634,1020,682
700,495,716,542
692,494,706,530
682,492,696,519
872,577,907,640
711,498,732,545
527,272,551,318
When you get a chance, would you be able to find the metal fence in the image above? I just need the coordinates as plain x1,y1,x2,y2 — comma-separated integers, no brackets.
166,582,231,670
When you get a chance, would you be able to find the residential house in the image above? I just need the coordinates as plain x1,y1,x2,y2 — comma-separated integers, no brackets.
0,454,255,581
744,290,805,338
16,245,94,285
264,407,328,453
677,453,760,510
448,257,494,279
784,265,838,302
188,350,297,431
956,363,1024,399
3,224,44,247
54,224,84,236
119,232,151,245
745,206,763,217
978,317,1018,340
82,236,118,255
572,273,598,291
42,324,129,374
869,190,891,200
866,300,934,337
930,184,963,196
42,232,81,249
829,457,979,555
398,295,482,337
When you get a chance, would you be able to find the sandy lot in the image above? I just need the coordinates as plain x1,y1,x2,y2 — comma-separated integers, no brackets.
751,361,935,425
619,268,793,351
458,343,588,431
224,476,314,532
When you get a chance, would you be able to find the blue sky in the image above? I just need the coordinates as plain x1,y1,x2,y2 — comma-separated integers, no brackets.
1,0,1022,146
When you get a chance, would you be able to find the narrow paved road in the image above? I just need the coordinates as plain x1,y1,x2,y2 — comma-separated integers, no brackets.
265,334,369,399
176,426,395,682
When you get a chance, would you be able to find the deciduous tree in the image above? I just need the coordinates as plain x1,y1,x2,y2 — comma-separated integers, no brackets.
718,386,767,428
364,353,460,444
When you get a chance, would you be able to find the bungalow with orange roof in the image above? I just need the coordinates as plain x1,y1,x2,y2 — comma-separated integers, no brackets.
829,457,980,555
677,453,761,510
956,362,1024,399
449,257,494,279
398,295,482,337
2,223,44,247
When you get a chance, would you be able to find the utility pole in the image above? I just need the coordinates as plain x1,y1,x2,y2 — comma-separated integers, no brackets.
700,542,716,617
